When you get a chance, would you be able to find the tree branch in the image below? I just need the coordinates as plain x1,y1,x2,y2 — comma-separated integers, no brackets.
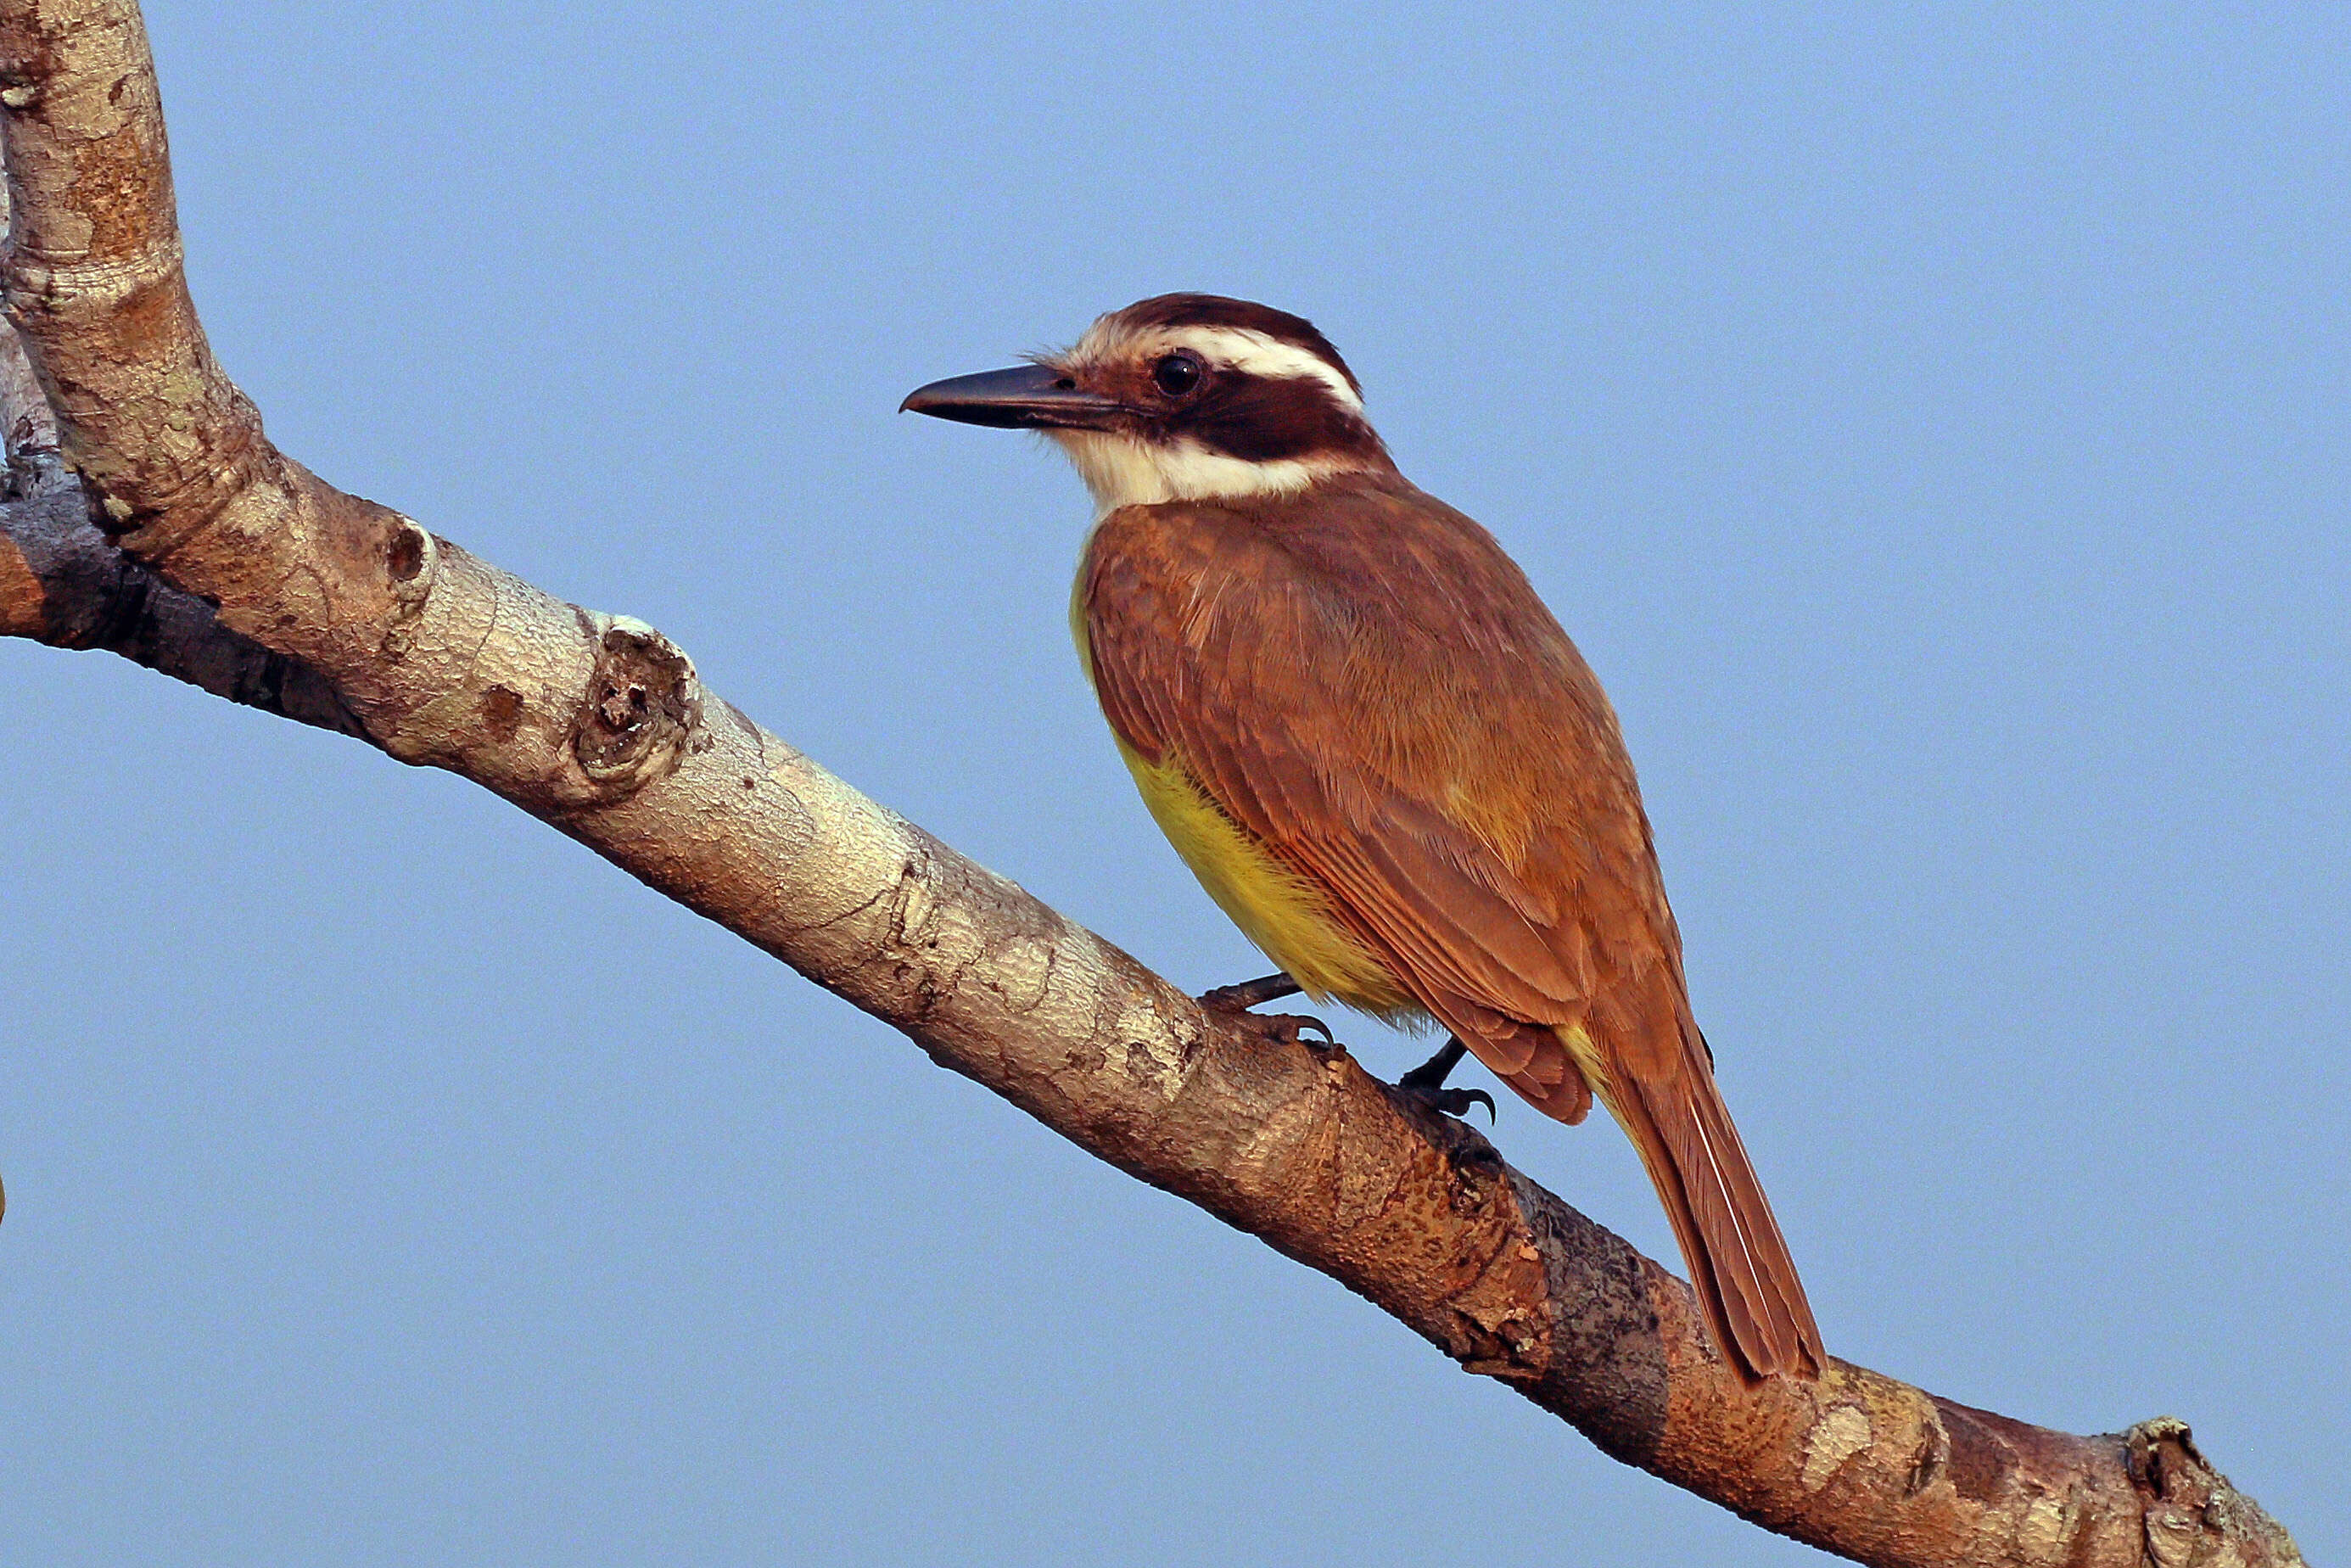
0,5,2304,1564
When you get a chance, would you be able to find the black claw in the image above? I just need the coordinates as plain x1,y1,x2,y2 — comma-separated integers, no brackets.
1396,1037,1496,1122
1397,1081,1497,1123
1293,1015,1335,1044
1450,1089,1497,1124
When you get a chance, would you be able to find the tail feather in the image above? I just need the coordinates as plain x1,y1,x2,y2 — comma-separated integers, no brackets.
1590,1013,1823,1383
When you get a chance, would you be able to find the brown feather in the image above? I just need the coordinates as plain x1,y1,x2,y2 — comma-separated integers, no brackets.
1080,471,1823,1382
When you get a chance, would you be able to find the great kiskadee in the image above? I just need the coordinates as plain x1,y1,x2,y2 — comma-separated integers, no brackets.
902,294,1823,1383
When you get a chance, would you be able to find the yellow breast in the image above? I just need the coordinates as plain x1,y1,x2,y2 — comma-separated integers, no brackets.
1109,736,1420,1021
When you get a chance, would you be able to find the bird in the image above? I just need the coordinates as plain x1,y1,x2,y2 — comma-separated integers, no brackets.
901,293,1823,1383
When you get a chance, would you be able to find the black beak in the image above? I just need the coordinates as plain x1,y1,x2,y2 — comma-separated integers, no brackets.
899,364,1123,431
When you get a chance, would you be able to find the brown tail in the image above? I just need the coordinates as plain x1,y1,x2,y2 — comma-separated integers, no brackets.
1584,1011,1823,1383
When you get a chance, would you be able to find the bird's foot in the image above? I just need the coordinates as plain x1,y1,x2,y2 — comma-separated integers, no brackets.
1396,1037,1496,1123
1200,972,1304,1011
1199,972,1340,1052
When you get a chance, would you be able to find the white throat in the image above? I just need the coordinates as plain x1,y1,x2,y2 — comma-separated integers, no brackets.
1048,429,1355,514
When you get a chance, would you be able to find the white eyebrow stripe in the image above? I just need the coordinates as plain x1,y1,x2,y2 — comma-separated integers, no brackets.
1164,327,1364,412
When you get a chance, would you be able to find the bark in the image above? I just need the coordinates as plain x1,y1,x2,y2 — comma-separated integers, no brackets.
0,6,2306,1565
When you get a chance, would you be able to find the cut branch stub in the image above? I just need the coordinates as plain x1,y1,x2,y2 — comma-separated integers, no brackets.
574,614,703,787
361,550,705,814
2129,1420,2303,1568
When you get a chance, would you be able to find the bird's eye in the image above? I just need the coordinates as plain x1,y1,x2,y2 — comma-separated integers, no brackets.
1151,351,1204,398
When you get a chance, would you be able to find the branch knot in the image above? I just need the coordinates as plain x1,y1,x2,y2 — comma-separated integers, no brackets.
2126,1418,2304,1568
572,613,703,792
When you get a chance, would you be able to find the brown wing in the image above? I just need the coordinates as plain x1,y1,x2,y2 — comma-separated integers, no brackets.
1082,473,1822,1381
1083,474,1668,1095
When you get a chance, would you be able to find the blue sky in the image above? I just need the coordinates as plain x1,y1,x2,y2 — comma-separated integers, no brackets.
3,3,2344,1563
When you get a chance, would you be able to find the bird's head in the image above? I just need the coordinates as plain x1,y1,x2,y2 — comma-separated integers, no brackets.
902,294,1394,512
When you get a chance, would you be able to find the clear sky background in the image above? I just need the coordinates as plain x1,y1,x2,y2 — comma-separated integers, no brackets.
3,3,2344,1564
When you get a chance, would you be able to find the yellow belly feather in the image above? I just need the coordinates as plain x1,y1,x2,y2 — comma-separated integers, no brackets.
1112,738,1421,1021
